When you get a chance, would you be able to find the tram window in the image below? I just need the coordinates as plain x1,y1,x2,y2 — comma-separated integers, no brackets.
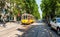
24,16,25,19
23,15,27,19
26,15,27,19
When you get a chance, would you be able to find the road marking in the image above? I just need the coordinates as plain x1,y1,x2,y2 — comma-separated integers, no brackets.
42,32,45,34
44,29,47,31
31,23,45,25
32,30,35,32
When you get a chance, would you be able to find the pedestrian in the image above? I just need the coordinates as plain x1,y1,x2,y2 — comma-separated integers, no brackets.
17,12,21,24
2,15,7,27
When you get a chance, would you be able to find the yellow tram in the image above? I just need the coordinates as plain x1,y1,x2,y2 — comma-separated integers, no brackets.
21,13,35,25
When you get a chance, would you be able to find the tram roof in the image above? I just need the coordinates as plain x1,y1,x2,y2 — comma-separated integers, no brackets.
22,13,34,17
22,13,30,16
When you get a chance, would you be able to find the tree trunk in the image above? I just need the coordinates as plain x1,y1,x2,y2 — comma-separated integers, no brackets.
14,15,16,21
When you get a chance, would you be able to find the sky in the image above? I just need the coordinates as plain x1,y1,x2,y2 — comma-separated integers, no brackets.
35,0,42,19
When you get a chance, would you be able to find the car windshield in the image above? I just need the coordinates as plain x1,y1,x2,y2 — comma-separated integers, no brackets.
56,19,60,23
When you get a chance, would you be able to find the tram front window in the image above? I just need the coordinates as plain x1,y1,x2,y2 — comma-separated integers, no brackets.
23,15,27,19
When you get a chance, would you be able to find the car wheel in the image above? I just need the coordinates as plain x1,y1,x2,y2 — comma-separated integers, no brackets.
57,28,60,35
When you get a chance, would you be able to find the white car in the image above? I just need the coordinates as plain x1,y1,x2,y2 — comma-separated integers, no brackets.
50,18,60,34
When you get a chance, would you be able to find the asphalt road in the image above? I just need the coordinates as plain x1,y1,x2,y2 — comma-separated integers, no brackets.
22,21,60,37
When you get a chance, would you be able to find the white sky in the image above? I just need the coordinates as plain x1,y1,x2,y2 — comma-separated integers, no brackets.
35,0,42,19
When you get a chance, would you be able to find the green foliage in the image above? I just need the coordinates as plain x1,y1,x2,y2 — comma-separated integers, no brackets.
55,0,60,17
0,0,5,9
40,0,57,19
10,0,40,19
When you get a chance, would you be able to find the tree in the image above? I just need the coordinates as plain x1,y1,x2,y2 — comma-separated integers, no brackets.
10,0,40,19
40,0,57,19
0,0,5,9
55,0,60,17
25,0,40,19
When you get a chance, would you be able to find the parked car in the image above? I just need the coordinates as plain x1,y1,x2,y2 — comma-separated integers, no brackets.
50,18,60,34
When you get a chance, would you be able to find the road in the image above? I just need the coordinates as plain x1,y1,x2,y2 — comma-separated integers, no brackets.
22,21,60,37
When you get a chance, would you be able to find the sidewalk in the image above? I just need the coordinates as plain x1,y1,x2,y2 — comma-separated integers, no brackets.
0,22,17,31
0,22,32,37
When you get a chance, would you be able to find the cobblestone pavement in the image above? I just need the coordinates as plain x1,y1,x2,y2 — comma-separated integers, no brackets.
0,22,32,37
